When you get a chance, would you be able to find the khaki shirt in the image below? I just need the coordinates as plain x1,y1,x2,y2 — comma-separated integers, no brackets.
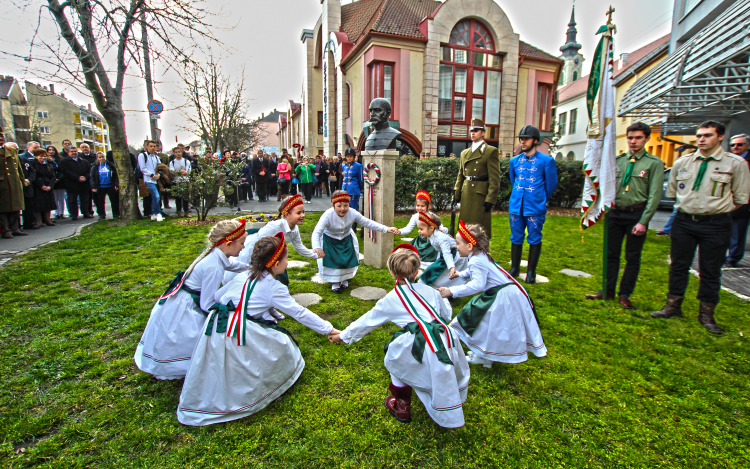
614,149,665,225
667,146,750,215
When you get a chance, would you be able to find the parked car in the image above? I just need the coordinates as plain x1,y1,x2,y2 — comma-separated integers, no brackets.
659,168,675,210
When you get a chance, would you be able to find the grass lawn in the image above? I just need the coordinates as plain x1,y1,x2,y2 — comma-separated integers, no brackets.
1,212,748,468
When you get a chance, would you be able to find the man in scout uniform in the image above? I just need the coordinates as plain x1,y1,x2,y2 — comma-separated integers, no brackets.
508,125,558,284
0,127,30,238
585,122,664,308
453,118,500,238
652,121,750,334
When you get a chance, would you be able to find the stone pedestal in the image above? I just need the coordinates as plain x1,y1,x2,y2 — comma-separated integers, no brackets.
361,149,398,269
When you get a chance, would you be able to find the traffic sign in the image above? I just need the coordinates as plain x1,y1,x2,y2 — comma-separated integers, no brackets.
148,100,164,115
292,143,300,148
150,114,160,120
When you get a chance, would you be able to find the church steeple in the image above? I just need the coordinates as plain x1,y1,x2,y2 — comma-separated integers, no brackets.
560,6,582,58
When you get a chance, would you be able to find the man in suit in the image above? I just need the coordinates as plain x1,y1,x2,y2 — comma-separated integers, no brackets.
453,118,501,238
59,145,93,220
253,151,271,202
19,142,39,230
78,143,96,216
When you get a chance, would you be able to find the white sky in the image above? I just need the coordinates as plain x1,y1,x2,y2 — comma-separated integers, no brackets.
0,0,673,146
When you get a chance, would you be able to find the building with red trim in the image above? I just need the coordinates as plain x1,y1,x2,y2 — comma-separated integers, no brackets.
294,0,562,159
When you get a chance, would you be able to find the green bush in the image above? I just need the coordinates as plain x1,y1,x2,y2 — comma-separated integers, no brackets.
394,156,584,210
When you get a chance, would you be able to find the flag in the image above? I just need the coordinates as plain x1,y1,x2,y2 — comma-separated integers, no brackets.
580,23,617,230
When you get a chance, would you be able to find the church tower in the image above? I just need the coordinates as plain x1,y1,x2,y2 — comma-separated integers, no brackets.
559,6,584,86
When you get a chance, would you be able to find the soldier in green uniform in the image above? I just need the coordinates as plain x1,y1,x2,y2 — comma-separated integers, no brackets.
452,118,500,237
0,127,30,238
585,122,664,308
652,121,750,333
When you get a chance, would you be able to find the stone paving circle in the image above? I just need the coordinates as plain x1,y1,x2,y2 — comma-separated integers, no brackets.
292,293,322,307
286,260,309,268
311,274,327,284
559,269,592,278
350,286,388,300
518,273,549,283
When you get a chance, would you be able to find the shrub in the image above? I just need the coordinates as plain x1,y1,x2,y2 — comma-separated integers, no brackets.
393,156,584,211
169,157,243,220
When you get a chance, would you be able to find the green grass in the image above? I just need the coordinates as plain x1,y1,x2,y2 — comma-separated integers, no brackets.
1,213,748,468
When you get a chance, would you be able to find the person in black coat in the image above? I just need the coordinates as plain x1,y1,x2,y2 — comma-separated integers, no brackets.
19,151,37,230
240,160,253,201
267,153,278,202
78,143,96,217
30,149,57,226
59,145,93,220
90,152,120,219
253,153,271,202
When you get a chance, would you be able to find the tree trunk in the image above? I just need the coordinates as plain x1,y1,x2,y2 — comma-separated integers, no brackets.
105,113,139,221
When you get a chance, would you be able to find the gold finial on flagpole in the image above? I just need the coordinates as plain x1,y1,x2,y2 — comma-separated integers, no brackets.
606,5,615,24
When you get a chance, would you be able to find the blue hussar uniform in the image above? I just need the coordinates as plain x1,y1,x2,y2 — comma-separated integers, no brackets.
508,150,558,245
341,161,364,211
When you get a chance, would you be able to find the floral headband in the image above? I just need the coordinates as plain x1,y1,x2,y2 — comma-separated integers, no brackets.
416,190,431,205
458,220,477,245
215,219,246,246
265,232,287,268
418,211,437,229
332,192,351,205
281,194,304,216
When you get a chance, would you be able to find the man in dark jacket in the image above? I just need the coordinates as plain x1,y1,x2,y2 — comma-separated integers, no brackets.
90,152,120,219
253,152,271,202
268,152,278,202
20,147,37,230
59,145,93,220
78,143,96,217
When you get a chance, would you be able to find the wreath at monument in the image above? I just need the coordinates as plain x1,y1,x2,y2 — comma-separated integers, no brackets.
363,163,381,241
363,163,381,185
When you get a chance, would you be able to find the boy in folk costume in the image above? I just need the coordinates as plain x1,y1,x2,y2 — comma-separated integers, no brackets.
397,190,449,266
330,244,470,428
135,219,249,380
416,212,468,288
225,194,325,285
177,233,339,426
312,190,400,293
439,221,546,367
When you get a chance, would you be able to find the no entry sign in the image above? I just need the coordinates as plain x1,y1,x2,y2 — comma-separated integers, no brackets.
148,100,164,115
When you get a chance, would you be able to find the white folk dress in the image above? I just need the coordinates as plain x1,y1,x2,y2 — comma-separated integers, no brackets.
177,273,333,426
417,230,468,288
448,253,546,364
225,218,319,283
134,249,249,380
340,281,470,428
400,213,449,269
312,207,389,283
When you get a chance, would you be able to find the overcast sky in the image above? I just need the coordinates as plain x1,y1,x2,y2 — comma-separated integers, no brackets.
0,0,673,146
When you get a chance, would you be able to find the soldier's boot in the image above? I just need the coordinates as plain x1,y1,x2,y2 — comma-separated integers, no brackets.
509,243,523,277
698,301,723,334
524,243,542,284
651,293,684,319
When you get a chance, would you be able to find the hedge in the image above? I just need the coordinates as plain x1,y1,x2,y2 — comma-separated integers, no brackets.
394,157,584,210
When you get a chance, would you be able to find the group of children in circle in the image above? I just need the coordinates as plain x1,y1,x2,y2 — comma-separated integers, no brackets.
135,190,546,428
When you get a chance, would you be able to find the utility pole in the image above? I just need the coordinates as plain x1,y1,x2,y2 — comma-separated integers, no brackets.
141,11,158,144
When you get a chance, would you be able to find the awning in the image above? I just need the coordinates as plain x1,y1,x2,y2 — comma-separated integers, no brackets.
618,0,750,134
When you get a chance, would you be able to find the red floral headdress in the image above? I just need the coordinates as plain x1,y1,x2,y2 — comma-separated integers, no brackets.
215,219,246,246
265,232,287,268
458,220,477,245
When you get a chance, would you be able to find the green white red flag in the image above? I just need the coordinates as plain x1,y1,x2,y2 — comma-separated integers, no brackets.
580,23,617,230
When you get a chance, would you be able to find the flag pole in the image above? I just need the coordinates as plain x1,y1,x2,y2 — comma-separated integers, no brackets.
602,211,608,296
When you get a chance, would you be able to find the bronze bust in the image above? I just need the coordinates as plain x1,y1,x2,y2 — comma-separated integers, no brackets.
364,98,401,151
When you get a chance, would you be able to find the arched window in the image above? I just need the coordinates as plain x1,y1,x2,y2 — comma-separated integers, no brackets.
438,19,503,155
566,151,575,161
573,71,579,81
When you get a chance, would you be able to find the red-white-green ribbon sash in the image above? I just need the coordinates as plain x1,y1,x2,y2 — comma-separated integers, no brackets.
367,184,376,242
404,280,454,348
394,281,454,353
227,277,259,346
158,273,186,302
493,262,535,310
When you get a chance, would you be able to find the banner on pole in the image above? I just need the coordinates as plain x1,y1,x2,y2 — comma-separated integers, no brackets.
580,23,617,230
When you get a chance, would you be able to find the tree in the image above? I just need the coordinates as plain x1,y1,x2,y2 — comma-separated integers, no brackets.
29,0,220,221
181,59,267,153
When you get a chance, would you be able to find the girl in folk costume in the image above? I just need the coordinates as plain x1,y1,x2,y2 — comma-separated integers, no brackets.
224,194,325,285
416,212,468,289
135,219,249,380
177,234,339,426
439,221,546,367
330,245,470,428
312,190,400,294
397,190,449,266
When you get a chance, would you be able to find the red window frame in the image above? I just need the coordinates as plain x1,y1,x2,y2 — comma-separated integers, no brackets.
439,19,503,141
369,61,395,115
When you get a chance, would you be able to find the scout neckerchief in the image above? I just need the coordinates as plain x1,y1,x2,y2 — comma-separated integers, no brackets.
693,155,716,190
394,279,455,354
621,154,638,192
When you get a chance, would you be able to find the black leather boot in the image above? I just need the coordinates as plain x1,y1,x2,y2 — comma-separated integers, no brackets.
698,301,723,334
509,243,523,277
524,243,542,284
651,293,684,319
